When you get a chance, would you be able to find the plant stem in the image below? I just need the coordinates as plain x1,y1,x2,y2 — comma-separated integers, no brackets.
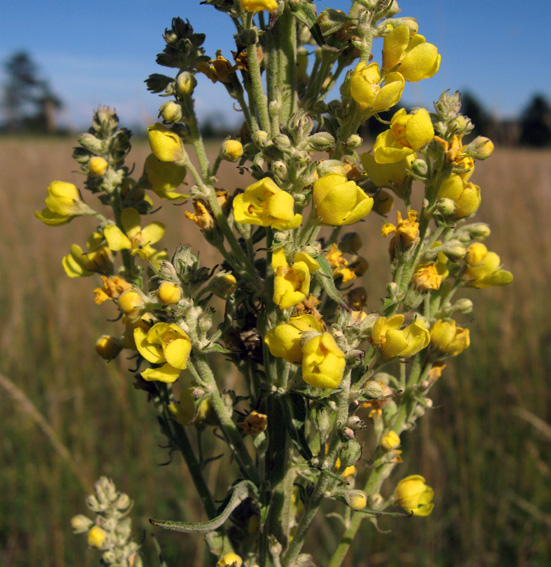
191,354,260,485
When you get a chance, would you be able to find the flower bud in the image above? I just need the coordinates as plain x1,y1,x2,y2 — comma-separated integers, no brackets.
410,158,428,176
87,525,107,549
436,198,456,216
221,139,243,161
95,335,122,360
363,381,383,399
118,290,145,315
176,72,197,96
381,430,401,451
88,156,108,177
346,134,363,149
157,281,182,305
346,490,368,510
147,123,184,162
338,440,362,467
159,101,183,123
465,242,487,266
210,272,237,298
441,241,466,261
373,191,394,215
339,232,362,254
78,133,105,153
466,136,494,159
465,223,491,239
252,130,269,147
71,515,93,533
452,298,473,314
306,132,336,151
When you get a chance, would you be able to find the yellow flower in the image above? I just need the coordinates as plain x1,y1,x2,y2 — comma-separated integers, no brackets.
144,154,188,200
430,320,470,356
264,314,323,363
238,411,268,435
35,181,88,225
325,244,357,283
88,156,108,177
103,207,167,268
464,246,513,288
233,177,302,230
93,275,132,304
372,315,430,359
302,332,346,389
87,525,107,548
62,233,113,278
394,475,434,516
221,139,244,161
313,173,374,226
197,50,235,84
185,200,214,231
217,553,243,567
360,152,414,190
272,248,319,309
373,109,434,164
157,282,182,305
147,123,184,162
239,0,277,12
381,430,401,451
349,62,404,112
412,257,448,292
169,387,213,425
134,322,192,383
383,25,441,82
381,210,419,247
437,173,481,219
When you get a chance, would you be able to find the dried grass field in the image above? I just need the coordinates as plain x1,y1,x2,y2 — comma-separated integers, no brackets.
1,137,550,567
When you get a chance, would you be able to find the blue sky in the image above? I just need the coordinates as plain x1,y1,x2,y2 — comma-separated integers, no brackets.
1,1,550,130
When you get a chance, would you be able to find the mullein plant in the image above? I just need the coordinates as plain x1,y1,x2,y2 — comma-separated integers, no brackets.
36,1,513,566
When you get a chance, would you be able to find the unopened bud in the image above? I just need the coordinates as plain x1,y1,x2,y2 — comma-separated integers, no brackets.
338,439,362,467
316,159,346,177
88,156,108,177
118,290,145,315
339,232,362,254
441,241,467,261
410,158,428,176
346,490,368,510
95,335,122,360
159,101,183,123
221,139,243,161
87,526,107,549
71,515,93,533
346,134,363,149
465,223,491,239
306,132,335,151
466,136,494,159
436,198,456,216
252,130,269,147
78,133,105,153
176,72,196,96
363,380,383,399
373,191,394,215
381,430,400,451
453,298,473,314
157,281,182,305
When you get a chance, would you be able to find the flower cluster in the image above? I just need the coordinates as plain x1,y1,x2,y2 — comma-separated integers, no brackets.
37,4,513,567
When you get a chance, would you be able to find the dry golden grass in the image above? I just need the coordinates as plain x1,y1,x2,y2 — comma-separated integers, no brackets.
1,137,550,567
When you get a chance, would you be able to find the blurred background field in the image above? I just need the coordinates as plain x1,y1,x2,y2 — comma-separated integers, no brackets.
1,136,550,567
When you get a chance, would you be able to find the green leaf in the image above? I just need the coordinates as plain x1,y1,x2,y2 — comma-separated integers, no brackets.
150,480,258,533
291,4,325,48
314,255,348,307
281,393,313,461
